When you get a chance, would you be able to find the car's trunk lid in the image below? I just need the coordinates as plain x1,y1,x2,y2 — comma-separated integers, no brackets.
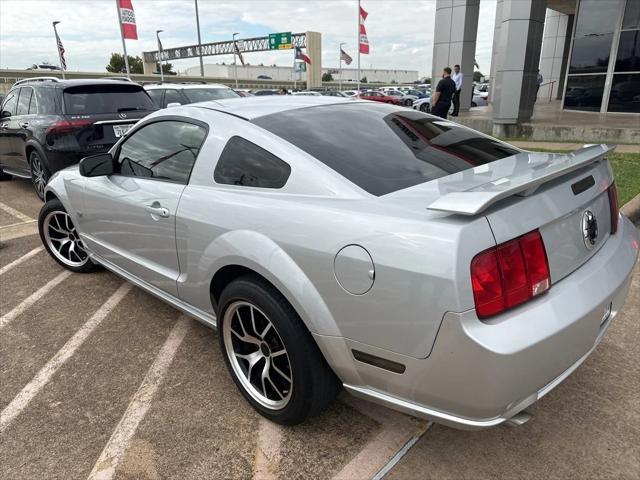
427,145,617,283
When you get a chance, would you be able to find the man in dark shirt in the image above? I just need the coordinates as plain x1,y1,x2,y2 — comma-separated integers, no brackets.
431,67,456,119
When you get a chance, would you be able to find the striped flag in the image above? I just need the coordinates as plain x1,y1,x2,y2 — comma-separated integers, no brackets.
340,48,353,65
54,28,66,70
359,5,369,54
118,0,138,40
295,46,311,65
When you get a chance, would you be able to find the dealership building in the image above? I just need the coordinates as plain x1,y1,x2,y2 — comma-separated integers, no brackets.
433,0,639,130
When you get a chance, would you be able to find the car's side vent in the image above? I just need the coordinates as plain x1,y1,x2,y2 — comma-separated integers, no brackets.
352,350,406,374
571,175,595,195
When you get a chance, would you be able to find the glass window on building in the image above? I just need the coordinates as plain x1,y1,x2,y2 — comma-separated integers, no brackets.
608,74,640,112
564,75,606,112
622,0,640,29
608,1,640,113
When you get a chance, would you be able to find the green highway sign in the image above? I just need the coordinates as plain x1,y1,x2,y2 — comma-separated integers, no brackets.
269,32,293,50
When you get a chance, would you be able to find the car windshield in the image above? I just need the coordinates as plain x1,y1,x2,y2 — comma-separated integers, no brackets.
253,103,521,196
63,85,156,114
183,88,240,103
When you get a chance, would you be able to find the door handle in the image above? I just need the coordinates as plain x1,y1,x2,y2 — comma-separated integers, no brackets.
145,203,170,218
19,122,29,129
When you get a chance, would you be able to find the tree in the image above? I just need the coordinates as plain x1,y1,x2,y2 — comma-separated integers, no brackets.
322,72,334,82
473,71,484,82
106,53,143,74
361,76,368,83
156,62,175,74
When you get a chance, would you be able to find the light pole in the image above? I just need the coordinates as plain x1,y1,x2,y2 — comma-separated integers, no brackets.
339,42,346,92
52,21,65,79
156,30,164,83
232,32,239,88
194,0,204,77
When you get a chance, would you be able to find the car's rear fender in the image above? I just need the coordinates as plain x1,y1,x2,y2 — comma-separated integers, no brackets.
176,228,342,338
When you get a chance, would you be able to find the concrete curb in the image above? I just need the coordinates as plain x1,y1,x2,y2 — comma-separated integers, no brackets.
621,193,640,224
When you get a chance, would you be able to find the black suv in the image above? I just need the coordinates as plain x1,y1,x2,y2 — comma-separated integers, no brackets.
0,78,157,199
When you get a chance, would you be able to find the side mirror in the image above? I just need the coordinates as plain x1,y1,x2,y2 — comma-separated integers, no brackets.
166,102,181,108
79,153,114,177
0,110,11,118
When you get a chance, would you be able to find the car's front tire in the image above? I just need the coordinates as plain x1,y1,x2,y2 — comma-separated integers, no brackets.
419,103,430,113
218,274,340,425
38,199,100,273
30,150,50,201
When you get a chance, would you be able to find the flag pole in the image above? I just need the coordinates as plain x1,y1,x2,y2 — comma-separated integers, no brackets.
194,0,204,77
293,50,297,92
356,0,361,96
156,30,164,83
339,42,346,92
52,21,65,79
115,0,131,78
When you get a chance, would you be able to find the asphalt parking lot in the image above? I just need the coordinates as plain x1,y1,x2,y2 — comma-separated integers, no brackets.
1,177,639,480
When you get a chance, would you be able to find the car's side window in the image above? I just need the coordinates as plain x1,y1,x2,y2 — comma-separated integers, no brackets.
28,87,38,115
214,136,291,189
116,120,207,185
1,90,18,116
16,87,33,116
146,89,163,108
163,89,182,107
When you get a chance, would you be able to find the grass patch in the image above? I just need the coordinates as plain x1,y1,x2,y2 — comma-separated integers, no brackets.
524,148,639,206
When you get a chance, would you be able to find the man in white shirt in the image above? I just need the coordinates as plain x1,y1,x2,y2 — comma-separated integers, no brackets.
451,64,463,116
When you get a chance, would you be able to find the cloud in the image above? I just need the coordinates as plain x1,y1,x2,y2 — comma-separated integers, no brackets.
0,0,497,77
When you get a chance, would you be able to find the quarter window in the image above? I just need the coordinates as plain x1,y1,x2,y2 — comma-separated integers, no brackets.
214,136,291,189
116,120,207,184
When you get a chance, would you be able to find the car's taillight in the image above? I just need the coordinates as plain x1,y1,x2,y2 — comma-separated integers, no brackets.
46,119,93,136
607,182,619,234
471,230,550,319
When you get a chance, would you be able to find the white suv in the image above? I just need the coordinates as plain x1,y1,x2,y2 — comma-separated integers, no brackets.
144,83,239,108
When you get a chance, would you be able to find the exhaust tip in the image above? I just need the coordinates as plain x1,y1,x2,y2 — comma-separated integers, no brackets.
505,411,532,427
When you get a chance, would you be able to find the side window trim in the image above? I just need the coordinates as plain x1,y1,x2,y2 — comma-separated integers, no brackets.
114,116,209,185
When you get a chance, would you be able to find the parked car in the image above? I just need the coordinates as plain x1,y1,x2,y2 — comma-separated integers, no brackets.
251,89,279,96
0,77,157,199
358,90,402,104
292,91,322,96
321,91,349,97
257,75,273,80
38,96,637,428
234,89,254,97
342,90,360,97
144,83,239,108
411,90,487,113
381,89,418,106
26,62,62,71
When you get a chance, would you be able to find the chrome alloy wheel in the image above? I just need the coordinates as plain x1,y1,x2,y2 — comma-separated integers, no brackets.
223,301,293,410
42,210,89,267
31,154,47,199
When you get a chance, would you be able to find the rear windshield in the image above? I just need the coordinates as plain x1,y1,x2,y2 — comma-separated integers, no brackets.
63,85,156,115
183,88,240,103
253,103,520,196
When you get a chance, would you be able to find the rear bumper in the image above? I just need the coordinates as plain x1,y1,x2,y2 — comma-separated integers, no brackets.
316,215,639,429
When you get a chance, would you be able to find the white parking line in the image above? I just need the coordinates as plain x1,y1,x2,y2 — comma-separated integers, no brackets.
0,201,33,223
0,246,44,276
0,282,132,433
86,316,190,480
253,418,283,480
0,270,72,330
332,397,430,480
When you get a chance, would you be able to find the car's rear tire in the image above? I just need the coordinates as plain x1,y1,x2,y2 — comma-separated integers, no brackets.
30,150,50,201
38,199,100,273
217,274,340,425
471,101,477,108
404,99,413,107
419,103,430,113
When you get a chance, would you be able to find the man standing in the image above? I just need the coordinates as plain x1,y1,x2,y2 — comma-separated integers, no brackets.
451,64,463,116
431,67,457,119
535,69,544,101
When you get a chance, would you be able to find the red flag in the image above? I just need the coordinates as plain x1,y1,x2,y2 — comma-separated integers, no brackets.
359,6,369,54
295,46,311,65
118,0,138,40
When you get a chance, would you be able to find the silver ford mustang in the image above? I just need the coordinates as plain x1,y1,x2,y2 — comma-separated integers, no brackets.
38,97,638,428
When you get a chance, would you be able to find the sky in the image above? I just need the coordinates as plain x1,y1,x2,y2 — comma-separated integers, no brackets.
0,0,498,78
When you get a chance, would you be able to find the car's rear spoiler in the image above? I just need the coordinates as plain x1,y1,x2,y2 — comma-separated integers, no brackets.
427,144,616,216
